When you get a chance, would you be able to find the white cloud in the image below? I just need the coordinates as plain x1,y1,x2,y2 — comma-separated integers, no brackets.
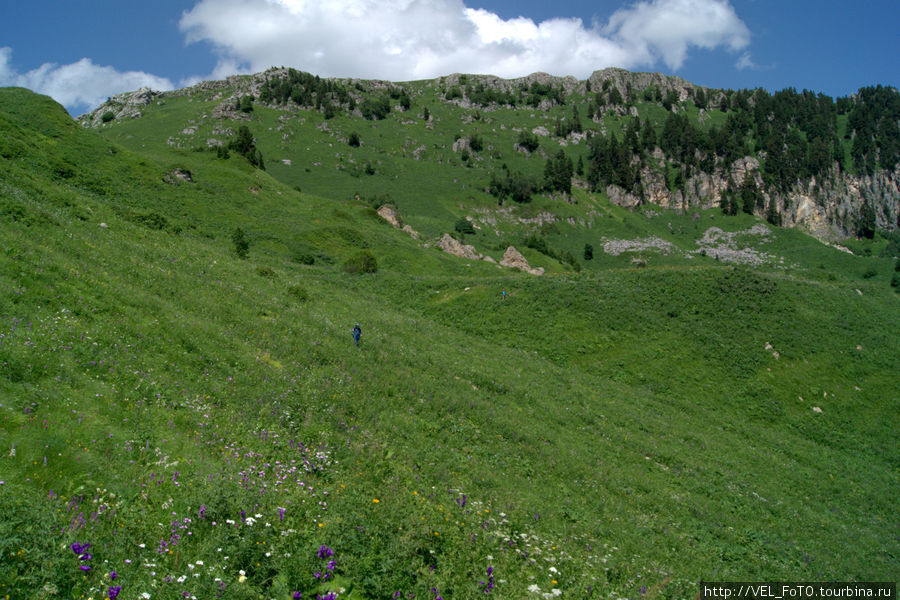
604,0,750,70
0,47,173,114
735,52,756,70
179,0,752,81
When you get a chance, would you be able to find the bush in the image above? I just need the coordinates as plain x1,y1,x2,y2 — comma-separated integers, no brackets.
891,272,900,290
361,96,391,120
256,265,276,278
862,268,878,279
101,111,115,123
517,130,540,153
455,218,475,235
348,132,361,147
584,243,594,261
133,211,168,231
287,284,309,302
232,227,250,259
342,250,378,274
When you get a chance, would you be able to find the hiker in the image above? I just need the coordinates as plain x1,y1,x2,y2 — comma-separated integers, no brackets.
352,323,362,347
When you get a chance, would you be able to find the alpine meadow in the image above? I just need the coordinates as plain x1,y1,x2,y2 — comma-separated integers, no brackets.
1,67,899,600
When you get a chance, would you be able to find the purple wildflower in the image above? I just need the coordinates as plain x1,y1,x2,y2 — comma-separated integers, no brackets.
326,560,336,572
317,545,334,559
108,585,122,599
71,542,90,554
110,570,118,580
293,592,302,599
79,565,91,572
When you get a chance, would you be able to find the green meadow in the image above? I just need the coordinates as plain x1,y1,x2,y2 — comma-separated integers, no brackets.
1,80,898,600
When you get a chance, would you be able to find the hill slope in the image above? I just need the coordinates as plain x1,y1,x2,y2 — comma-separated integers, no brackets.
1,85,899,599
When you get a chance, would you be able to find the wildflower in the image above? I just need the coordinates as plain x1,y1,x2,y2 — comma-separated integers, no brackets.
238,570,246,583
372,498,380,503
110,570,118,580
108,585,122,599
293,592,302,599
317,545,334,559
79,565,92,571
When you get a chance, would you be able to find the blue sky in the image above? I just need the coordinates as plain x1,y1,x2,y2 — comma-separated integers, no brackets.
1,0,897,115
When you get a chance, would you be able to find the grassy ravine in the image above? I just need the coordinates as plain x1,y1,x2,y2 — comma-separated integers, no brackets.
1,86,899,600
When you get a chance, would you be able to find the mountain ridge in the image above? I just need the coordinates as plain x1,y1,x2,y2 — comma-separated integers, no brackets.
78,67,900,243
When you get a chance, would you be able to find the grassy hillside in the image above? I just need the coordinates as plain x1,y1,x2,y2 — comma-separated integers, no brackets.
1,87,899,600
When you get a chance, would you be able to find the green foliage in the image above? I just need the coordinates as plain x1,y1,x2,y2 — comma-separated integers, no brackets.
468,134,483,153
101,110,115,123
259,67,351,113
238,95,254,113
738,172,763,215
583,243,593,261
360,95,391,120
454,217,475,235
228,126,265,169
342,249,378,273
856,202,877,239
544,149,573,195
132,211,169,231
232,226,250,258
488,168,536,204
287,283,309,301
516,130,540,153
348,131,361,147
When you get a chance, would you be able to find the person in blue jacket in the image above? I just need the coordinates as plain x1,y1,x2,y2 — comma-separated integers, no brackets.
352,323,362,347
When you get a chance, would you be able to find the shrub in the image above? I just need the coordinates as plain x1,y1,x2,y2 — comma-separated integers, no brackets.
469,134,484,152
862,268,878,279
342,250,378,274
101,111,115,123
891,272,900,290
584,243,594,261
232,227,250,259
455,218,475,235
348,132,361,147
287,285,309,302
517,130,540,153
361,96,391,120
256,265,276,278
133,212,168,231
